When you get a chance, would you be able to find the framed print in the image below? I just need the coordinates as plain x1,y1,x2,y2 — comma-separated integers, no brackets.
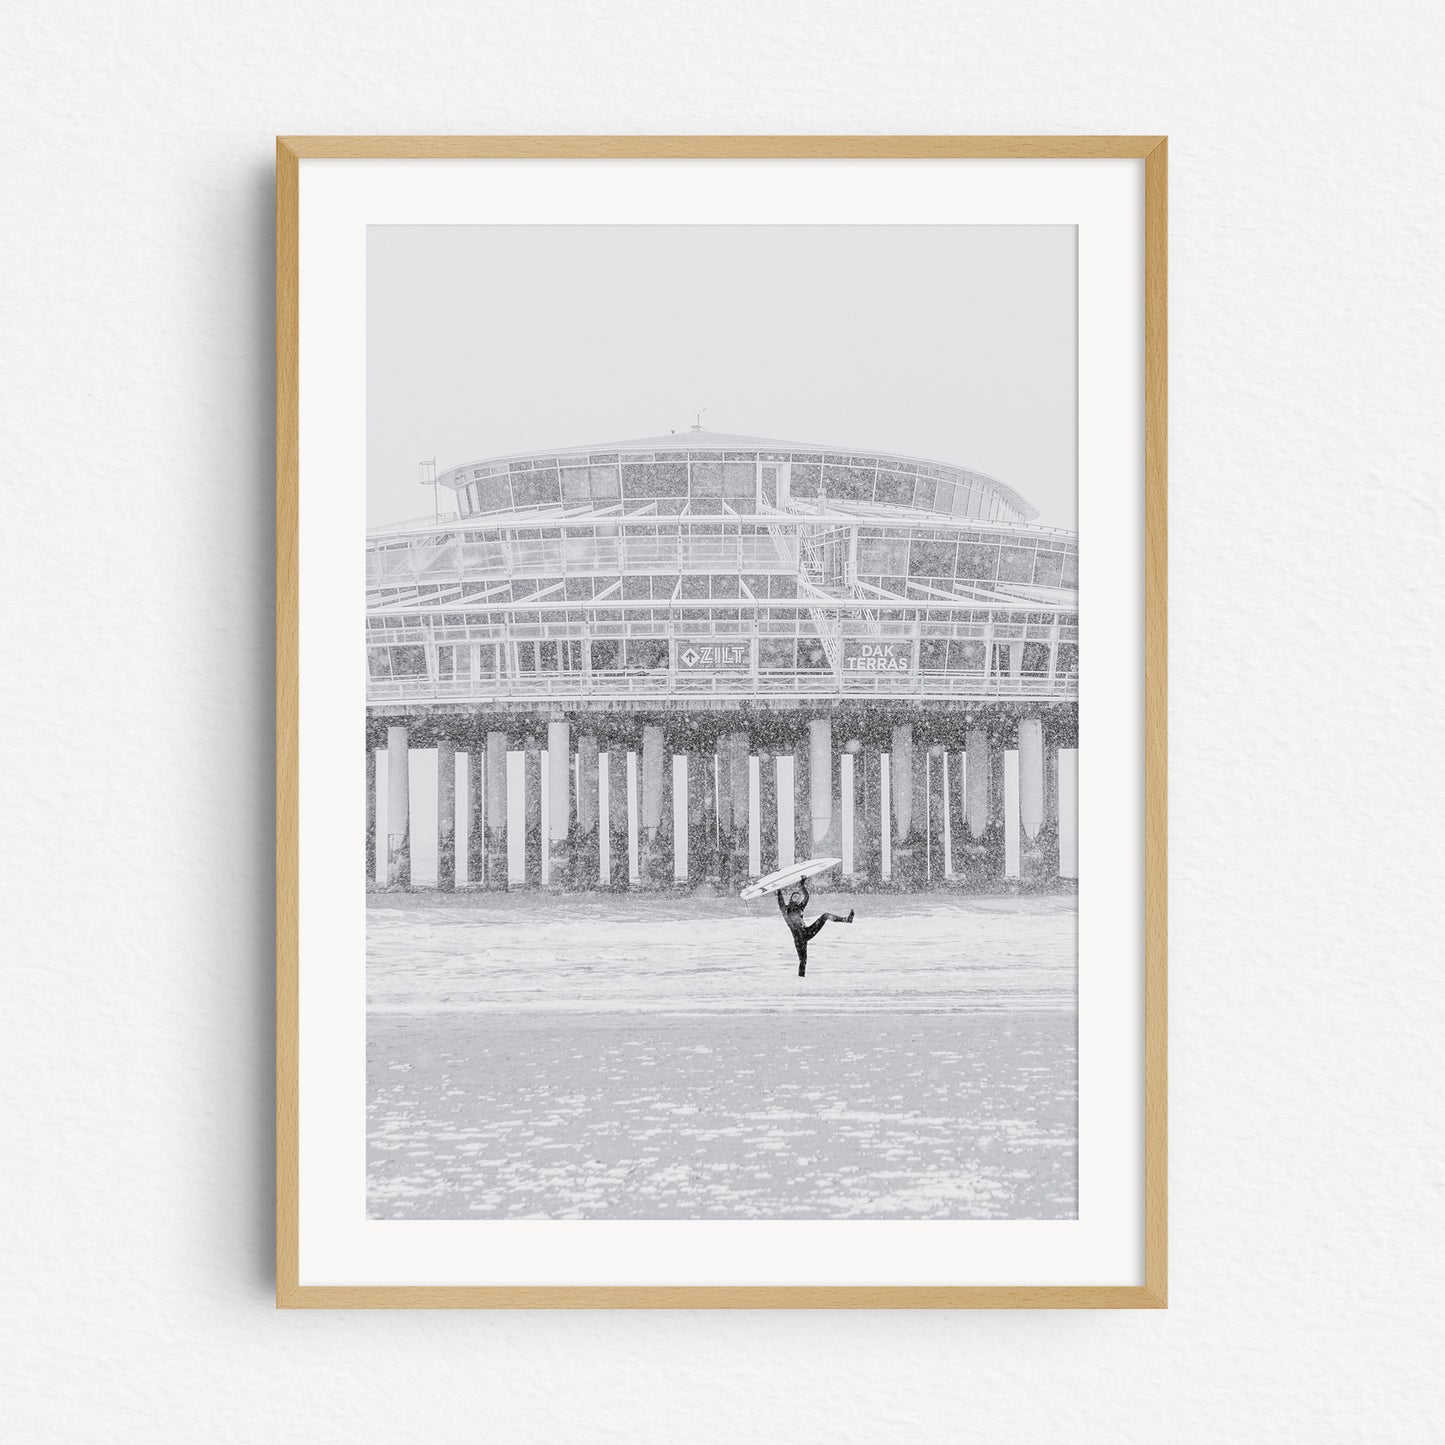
276,135,1167,1308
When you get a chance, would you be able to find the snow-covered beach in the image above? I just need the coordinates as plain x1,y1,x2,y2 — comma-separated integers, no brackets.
368,892,1077,1219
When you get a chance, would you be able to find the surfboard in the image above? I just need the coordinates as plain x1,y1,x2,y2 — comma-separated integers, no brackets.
739,856,842,901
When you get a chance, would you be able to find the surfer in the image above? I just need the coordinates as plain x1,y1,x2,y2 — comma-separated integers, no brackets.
776,879,854,978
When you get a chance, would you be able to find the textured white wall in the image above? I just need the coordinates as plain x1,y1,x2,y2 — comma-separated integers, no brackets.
3,2,1442,1439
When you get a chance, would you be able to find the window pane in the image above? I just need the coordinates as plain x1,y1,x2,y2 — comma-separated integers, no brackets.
796,638,831,670
721,462,756,496
1032,550,1065,587
957,544,998,580
823,464,874,500
858,538,907,574
909,540,955,577
1022,641,1051,673
690,462,725,496
624,639,669,669
949,640,986,671
873,471,910,505
589,465,621,498
622,462,688,498
478,477,512,511
997,547,1034,582
789,463,822,496
512,471,561,508
918,639,948,670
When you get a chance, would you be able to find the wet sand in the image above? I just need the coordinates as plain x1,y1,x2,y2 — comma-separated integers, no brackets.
368,892,1077,1220
370,1018,1075,1217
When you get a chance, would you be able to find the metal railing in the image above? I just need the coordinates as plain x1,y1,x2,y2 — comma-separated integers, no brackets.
366,668,1078,704
366,510,460,537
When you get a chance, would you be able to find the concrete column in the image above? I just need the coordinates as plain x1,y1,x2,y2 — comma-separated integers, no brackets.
890,723,913,844
484,731,508,890
639,724,672,887
607,745,629,888
1018,715,1047,882
992,746,1006,831
467,742,485,887
386,725,410,888
1045,738,1059,828
748,754,762,878
687,747,716,884
546,718,572,888
436,738,456,891
926,745,946,886
723,731,751,889
1018,717,1044,841
858,748,882,885
365,745,377,887
758,750,778,875
775,753,794,869
1004,747,1021,880
793,732,810,862
702,745,721,884
1043,731,1062,881
889,722,926,889
909,734,929,890
523,736,542,888
715,744,735,890
576,733,601,886
809,717,838,857
966,727,990,842
672,754,688,883
1057,747,1079,880
947,749,966,881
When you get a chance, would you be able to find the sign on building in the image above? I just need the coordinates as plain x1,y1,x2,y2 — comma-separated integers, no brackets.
842,640,912,673
673,639,753,672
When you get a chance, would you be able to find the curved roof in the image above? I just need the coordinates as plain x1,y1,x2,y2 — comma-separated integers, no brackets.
437,429,1039,522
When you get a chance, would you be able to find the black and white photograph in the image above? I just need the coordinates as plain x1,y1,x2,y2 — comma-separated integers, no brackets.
9,0,1445,1435
363,223,1081,1222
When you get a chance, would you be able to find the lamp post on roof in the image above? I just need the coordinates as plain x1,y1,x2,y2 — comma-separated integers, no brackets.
419,457,438,520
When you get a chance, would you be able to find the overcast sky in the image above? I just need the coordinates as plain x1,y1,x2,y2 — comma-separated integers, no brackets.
367,225,1076,529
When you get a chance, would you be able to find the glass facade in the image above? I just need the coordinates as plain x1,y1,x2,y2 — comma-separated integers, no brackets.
369,437,1075,702
442,443,1035,525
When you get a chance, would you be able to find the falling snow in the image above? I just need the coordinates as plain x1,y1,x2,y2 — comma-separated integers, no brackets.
367,891,1076,1220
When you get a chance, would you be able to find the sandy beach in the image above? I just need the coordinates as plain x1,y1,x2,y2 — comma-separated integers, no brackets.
367,891,1077,1220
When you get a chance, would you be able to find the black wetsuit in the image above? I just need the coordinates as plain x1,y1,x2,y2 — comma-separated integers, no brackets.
776,880,853,977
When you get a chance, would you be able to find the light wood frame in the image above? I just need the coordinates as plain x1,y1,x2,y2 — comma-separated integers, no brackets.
276,135,1167,1309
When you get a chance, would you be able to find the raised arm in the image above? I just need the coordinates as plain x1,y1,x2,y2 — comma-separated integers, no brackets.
776,889,787,913
797,878,810,910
